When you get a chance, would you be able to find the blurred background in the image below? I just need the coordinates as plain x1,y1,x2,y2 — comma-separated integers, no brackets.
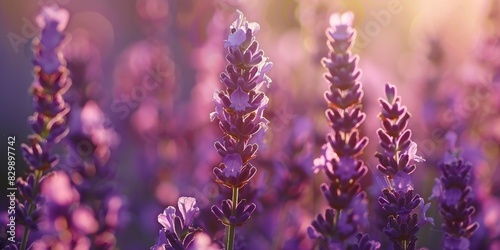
1,0,500,249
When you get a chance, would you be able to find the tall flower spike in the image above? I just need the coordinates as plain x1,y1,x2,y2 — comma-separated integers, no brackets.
431,133,479,250
308,12,375,249
31,32,123,249
211,10,271,250
375,83,432,250
15,5,71,250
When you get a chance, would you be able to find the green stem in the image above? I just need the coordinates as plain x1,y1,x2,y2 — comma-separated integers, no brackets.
334,209,341,227
226,187,239,250
20,169,42,250
20,224,30,250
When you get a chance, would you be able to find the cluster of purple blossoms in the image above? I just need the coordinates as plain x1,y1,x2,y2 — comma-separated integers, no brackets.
14,6,71,250
209,10,272,250
151,197,201,250
375,84,433,250
431,133,479,250
307,12,374,249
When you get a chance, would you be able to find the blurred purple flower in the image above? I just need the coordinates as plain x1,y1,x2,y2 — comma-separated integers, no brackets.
328,12,354,41
431,140,479,250
33,5,69,73
35,5,69,31
35,9,68,57
29,23,123,249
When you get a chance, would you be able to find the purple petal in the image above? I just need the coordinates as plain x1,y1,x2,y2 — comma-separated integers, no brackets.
418,199,435,226
177,197,199,227
222,153,243,178
224,29,246,48
256,61,273,88
406,141,425,163
210,91,225,122
229,87,250,112
158,206,176,230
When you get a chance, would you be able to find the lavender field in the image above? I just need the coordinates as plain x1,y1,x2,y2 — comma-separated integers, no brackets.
1,0,500,249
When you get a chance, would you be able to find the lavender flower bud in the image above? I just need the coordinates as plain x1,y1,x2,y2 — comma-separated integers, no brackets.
213,154,257,189
211,199,256,227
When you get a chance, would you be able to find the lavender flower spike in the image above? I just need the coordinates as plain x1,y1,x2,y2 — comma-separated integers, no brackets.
33,48,123,248
210,10,271,250
15,5,71,250
152,197,201,250
308,12,375,249
375,83,433,250
431,133,479,250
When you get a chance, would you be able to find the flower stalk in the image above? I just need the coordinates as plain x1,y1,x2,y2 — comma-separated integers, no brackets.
210,10,272,249
308,12,374,249
227,187,239,250
431,133,479,250
15,6,71,250
375,83,433,250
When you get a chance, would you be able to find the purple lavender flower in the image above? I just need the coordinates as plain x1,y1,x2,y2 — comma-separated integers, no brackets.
25,27,123,249
308,12,374,248
15,6,71,250
210,10,272,250
431,133,479,250
151,197,201,250
375,83,432,250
